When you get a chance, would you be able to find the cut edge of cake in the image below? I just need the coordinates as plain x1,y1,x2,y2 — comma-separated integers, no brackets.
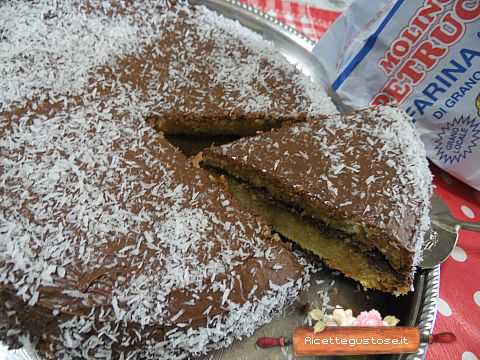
202,106,433,295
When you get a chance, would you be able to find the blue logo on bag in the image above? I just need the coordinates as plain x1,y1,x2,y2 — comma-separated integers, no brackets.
434,115,480,165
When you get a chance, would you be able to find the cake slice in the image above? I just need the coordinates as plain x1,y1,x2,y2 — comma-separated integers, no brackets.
202,106,432,295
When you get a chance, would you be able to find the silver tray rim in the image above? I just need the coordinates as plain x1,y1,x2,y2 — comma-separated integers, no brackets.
198,1,441,359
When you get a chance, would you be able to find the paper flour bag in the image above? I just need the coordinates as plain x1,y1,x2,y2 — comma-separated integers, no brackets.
313,0,480,190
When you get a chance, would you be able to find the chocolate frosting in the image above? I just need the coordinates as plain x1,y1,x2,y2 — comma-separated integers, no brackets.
0,0,338,358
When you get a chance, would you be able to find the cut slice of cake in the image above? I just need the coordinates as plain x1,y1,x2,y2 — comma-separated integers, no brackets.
202,106,432,295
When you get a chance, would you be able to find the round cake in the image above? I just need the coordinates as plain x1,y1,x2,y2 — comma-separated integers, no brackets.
0,1,336,359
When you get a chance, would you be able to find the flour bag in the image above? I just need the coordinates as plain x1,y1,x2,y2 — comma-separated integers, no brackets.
313,0,480,190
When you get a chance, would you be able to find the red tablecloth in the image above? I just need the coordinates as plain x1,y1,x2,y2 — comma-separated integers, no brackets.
241,1,480,359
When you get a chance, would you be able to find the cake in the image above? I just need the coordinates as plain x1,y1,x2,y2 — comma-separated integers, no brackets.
202,106,433,295
0,1,337,359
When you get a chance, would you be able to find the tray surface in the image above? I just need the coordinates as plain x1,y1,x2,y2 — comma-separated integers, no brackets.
1,1,439,359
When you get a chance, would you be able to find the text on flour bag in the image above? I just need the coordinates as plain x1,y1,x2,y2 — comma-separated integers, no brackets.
312,0,480,190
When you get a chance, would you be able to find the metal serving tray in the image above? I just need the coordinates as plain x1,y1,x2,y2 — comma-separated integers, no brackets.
3,1,439,359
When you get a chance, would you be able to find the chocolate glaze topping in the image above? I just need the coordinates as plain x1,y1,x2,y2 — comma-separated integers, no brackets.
0,0,338,358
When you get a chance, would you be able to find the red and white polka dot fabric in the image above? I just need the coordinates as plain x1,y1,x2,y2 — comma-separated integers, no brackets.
429,165,480,360
242,1,480,358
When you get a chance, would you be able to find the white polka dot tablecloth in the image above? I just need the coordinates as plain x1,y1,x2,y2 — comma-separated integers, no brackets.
242,1,480,359
428,165,480,360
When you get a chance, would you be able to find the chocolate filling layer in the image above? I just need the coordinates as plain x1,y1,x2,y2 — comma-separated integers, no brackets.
207,171,413,295
201,149,416,274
